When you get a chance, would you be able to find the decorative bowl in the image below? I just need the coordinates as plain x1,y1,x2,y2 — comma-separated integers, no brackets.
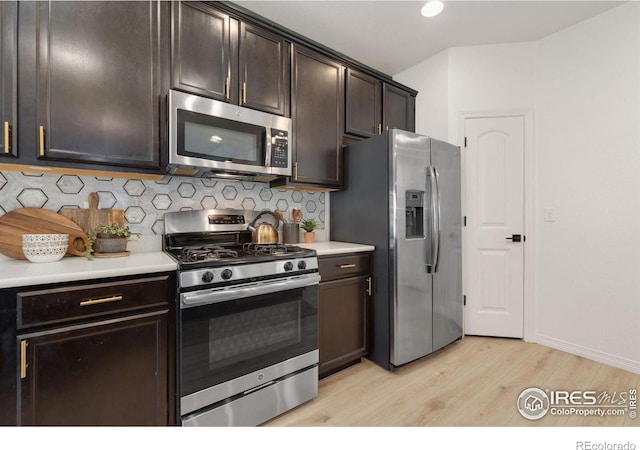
22,234,69,263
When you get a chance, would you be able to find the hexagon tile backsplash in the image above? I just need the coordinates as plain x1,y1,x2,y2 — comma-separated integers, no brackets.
0,171,325,236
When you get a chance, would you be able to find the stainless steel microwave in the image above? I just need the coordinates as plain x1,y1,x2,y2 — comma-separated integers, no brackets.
167,89,292,181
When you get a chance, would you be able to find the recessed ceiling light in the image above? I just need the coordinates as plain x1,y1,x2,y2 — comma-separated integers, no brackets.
421,1,444,18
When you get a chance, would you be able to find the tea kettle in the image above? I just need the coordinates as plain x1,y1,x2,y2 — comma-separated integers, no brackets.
247,210,280,244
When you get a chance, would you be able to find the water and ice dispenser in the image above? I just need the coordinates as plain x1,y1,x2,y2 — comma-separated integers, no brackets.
405,190,424,239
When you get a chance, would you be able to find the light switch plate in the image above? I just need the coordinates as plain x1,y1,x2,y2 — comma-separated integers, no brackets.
543,207,556,222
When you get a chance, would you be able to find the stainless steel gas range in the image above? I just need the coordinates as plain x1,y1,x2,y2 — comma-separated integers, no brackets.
163,209,320,426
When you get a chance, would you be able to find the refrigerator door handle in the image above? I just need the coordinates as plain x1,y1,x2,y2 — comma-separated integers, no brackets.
426,166,439,273
433,167,442,272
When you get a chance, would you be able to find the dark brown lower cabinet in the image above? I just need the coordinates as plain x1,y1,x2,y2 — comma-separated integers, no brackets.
7,273,175,426
318,252,371,377
18,311,167,426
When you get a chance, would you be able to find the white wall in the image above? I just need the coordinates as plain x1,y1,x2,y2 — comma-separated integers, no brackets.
447,44,536,143
534,2,640,371
394,49,450,141
394,2,640,373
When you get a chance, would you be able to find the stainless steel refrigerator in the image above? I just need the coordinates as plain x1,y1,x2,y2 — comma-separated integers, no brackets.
331,130,462,370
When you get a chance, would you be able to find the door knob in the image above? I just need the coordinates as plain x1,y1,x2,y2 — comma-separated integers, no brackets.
505,234,524,242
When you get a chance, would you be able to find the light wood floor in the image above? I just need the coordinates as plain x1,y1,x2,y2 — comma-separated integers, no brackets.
264,336,639,426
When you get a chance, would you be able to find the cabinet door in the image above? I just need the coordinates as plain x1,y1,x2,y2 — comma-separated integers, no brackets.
172,1,237,103
18,310,168,426
345,68,381,139
383,83,415,133
239,22,289,116
0,1,16,158
291,45,344,187
35,1,167,170
318,275,369,377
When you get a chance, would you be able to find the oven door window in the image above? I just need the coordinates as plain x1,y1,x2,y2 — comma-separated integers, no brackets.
180,285,318,397
177,109,266,166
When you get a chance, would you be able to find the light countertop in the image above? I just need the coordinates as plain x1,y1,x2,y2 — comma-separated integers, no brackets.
0,240,374,289
0,252,178,289
299,241,374,256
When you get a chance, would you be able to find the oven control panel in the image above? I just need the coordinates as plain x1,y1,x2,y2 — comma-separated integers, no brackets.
208,214,245,225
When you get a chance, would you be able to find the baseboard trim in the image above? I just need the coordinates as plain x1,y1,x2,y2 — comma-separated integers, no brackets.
535,334,640,375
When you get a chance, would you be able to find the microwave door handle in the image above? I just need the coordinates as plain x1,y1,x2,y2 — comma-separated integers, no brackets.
265,128,272,167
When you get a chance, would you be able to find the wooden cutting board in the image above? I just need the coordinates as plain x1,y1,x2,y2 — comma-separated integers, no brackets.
59,192,125,236
0,208,88,259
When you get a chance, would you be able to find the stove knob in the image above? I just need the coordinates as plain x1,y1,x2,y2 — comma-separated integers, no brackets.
284,261,294,271
221,269,233,280
298,260,307,270
201,271,214,283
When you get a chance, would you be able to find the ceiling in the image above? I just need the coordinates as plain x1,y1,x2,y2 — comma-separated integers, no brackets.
232,1,624,76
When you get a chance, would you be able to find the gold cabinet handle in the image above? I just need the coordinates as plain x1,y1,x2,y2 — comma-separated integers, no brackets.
294,162,298,180
366,276,372,295
225,77,230,100
377,123,382,135
20,341,28,379
338,264,356,269
242,82,247,104
38,126,45,157
80,295,123,307
3,121,9,153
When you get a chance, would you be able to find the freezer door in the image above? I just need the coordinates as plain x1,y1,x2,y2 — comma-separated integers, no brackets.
390,131,433,366
431,139,463,351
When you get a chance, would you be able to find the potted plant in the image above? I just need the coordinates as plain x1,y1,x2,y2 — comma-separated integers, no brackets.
300,218,318,244
86,223,139,259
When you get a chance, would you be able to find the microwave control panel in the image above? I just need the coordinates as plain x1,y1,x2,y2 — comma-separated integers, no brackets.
270,129,289,168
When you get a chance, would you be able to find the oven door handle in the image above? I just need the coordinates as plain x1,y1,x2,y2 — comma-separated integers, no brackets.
180,273,321,308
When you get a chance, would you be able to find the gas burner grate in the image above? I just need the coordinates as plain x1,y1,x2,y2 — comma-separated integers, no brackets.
181,245,239,263
242,242,289,256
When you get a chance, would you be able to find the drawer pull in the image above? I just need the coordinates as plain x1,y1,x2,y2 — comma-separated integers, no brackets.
338,264,357,269
366,276,372,295
20,341,28,379
80,295,123,307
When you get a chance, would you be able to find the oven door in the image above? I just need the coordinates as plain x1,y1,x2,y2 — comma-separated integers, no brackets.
179,274,319,416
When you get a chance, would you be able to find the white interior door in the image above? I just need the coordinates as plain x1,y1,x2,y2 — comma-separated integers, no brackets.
464,116,524,338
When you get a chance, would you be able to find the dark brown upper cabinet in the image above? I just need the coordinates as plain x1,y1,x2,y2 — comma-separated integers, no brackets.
345,69,416,139
172,2,236,103
239,22,290,116
345,68,382,139
286,44,344,189
383,83,416,133
32,1,169,172
172,1,290,117
0,1,17,158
